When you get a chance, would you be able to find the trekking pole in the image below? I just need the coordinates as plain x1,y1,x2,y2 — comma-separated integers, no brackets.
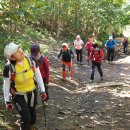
42,100,47,126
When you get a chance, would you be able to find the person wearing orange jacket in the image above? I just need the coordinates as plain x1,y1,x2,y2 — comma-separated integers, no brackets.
58,43,74,80
88,43,104,83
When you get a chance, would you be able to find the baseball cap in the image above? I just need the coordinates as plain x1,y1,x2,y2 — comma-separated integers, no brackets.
109,36,113,40
31,44,40,56
4,42,19,59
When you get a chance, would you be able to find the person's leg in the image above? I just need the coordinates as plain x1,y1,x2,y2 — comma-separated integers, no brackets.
90,62,96,81
76,49,80,62
111,48,114,62
97,62,103,79
13,95,31,130
123,45,125,54
28,89,37,128
68,62,73,78
62,63,66,79
80,49,83,64
107,49,110,63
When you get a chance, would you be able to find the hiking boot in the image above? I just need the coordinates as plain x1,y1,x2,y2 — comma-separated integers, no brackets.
100,76,104,80
77,61,79,64
89,80,93,83
62,77,66,81
110,61,114,65
68,76,72,80
44,101,48,107
29,125,35,130
80,62,83,65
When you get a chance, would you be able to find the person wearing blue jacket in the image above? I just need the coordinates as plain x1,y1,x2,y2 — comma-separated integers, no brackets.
105,36,117,64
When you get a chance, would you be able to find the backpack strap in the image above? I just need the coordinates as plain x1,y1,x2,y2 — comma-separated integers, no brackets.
37,54,45,66
26,56,35,72
9,64,16,81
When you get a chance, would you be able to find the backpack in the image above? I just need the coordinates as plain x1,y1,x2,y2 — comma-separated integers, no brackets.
61,48,74,58
9,56,35,95
92,48,101,61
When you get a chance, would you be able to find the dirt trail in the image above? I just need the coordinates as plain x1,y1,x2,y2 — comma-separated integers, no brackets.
34,49,130,130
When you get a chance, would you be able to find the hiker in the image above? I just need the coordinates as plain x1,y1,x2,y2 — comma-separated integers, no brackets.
84,35,94,65
73,35,84,64
58,43,74,80
88,43,104,83
105,36,117,64
122,37,128,54
3,42,47,130
30,44,50,103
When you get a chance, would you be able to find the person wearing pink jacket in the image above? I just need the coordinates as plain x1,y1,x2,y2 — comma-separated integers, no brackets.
85,35,94,58
73,35,84,65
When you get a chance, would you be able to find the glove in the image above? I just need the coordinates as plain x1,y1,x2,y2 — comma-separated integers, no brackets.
70,54,74,58
6,102,13,111
45,83,49,89
40,92,47,101
45,82,49,87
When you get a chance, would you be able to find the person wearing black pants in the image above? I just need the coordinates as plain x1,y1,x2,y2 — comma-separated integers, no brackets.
76,49,82,63
3,42,47,130
74,35,84,64
107,48,115,63
13,89,37,130
122,37,128,54
105,36,117,64
88,43,104,83
91,62,103,81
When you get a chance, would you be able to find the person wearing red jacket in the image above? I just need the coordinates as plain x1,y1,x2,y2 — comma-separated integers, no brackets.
88,43,104,83
30,44,50,101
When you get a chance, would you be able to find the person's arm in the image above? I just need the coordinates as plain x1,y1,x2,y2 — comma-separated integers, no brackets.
73,40,76,46
34,62,45,93
43,56,49,83
104,40,108,47
70,49,74,58
81,40,84,45
88,50,93,60
100,49,104,60
3,65,10,103
84,42,89,49
58,50,62,58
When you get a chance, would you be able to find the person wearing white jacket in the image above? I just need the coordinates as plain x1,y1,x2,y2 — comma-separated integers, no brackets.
73,35,84,64
3,42,47,130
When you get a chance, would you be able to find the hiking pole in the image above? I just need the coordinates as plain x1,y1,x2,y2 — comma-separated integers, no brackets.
42,100,47,126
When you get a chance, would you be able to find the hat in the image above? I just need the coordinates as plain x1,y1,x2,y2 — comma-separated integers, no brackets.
31,44,40,56
4,42,19,59
93,43,98,48
62,43,68,48
109,36,113,40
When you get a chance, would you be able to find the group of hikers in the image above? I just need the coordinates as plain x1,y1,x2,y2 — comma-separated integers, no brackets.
58,34,129,83
2,33,129,130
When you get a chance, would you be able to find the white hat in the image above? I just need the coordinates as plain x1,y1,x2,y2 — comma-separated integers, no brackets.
109,36,113,40
4,42,19,59
62,43,68,48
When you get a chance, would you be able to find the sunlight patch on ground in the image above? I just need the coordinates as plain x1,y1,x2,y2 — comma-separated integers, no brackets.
50,83,72,94
112,91,130,98
115,56,130,64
